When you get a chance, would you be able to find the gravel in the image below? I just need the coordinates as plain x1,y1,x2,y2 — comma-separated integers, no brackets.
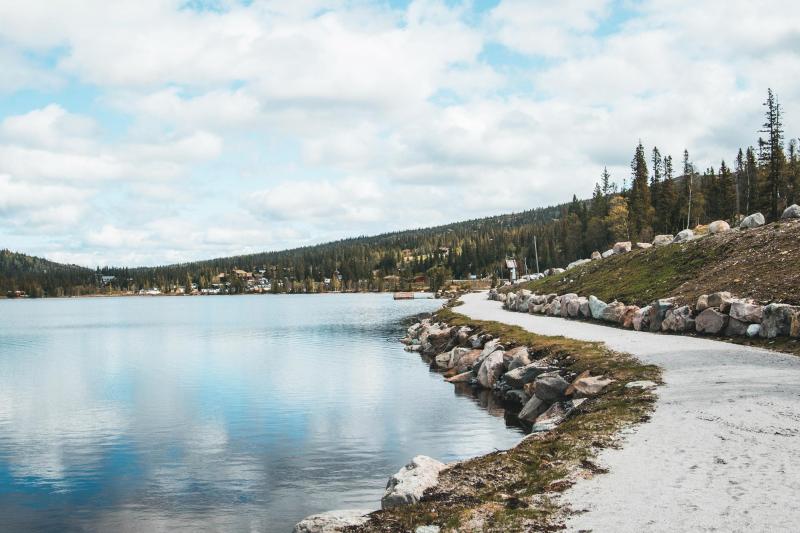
459,292,800,532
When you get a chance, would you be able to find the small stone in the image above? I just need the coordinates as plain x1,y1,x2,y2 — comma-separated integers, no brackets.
626,380,657,390
746,323,761,338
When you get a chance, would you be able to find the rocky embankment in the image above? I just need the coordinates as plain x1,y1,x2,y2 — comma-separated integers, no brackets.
492,287,800,341
293,310,658,532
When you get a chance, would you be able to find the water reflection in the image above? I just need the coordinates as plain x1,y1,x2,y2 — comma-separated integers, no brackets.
0,295,525,532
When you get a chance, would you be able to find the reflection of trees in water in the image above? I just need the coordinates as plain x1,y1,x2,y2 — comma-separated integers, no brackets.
452,382,524,430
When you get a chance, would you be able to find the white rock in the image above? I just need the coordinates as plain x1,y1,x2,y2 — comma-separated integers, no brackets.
746,323,761,337
781,204,800,219
382,456,446,509
652,234,674,246
293,509,372,533
739,212,765,229
567,258,591,270
477,350,505,388
613,241,632,254
673,229,694,243
708,220,731,234
601,249,614,258
625,380,657,390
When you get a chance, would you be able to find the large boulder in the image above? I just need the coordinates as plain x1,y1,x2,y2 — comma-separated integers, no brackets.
601,249,614,258
591,251,602,260
601,301,627,323
695,308,729,335
696,294,709,312
673,229,694,243
708,220,731,234
739,212,765,229
729,301,763,323
662,305,695,332
503,361,559,388
534,373,570,402
476,350,505,388
633,306,651,331
781,204,800,219
560,294,578,317
567,373,614,398
707,291,732,311
760,304,796,338
382,456,446,509
531,399,586,432
517,396,548,423
648,298,675,332
588,295,608,319
613,241,632,254
434,347,471,370
293,510,372,533
453,349,482,373
725,317,749,337
792,311,800,338
652,234,674,247
506,346,531,370
621,305,640,328
567,258,591,270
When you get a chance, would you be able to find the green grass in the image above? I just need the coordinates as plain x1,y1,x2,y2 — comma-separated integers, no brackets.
350,308,662,532
518,241,726,306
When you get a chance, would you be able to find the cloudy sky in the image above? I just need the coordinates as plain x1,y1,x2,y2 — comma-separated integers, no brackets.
0,0,798,267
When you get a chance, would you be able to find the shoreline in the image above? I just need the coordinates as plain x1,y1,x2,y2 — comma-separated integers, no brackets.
294,292,661,532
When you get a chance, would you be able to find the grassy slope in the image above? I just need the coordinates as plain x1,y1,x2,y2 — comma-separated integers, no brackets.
520,218,800,307
350,306,661,532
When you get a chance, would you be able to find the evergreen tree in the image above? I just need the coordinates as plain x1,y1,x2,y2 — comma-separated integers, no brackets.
659,154,677,232
759,88,785,220
628,141,653,240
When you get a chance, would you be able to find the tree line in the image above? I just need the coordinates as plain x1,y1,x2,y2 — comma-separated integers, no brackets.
2,89,797,297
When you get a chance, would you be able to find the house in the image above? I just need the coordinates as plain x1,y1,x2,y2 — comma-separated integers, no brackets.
100,275,116,285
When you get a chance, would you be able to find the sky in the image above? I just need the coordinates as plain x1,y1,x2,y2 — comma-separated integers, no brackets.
0,0,798,267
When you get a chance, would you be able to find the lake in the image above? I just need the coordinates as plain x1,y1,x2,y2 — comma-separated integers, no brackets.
0,294,525,532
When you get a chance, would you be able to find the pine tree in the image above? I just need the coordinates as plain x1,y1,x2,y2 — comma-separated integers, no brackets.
628,141,653,240
660,154,677,232
650,146,662,213
759,88,785,220
745,146,758,214
717,160,736,221
787,138,799,205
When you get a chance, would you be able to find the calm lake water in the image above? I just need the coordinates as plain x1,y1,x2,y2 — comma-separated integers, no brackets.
0,294,525,532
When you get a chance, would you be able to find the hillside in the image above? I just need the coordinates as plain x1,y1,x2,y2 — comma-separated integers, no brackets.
0,249,95,297
520,218,800,307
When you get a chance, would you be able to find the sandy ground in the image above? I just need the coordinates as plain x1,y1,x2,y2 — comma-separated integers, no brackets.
458,292,800,533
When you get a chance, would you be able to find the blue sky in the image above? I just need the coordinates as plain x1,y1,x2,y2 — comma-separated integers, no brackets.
0,0,797,266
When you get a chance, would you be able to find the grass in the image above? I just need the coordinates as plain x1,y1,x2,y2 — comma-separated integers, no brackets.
349,307,662,532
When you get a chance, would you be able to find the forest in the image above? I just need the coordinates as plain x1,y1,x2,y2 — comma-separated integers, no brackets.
2,89,797,297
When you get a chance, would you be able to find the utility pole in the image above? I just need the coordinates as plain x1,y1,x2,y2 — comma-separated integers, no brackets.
533,236,540,274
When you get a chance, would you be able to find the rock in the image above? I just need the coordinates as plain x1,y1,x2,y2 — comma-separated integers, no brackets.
633,306,651,331
293,510,372,533
662,305,695,332
567,374,614,398
548,300,562,316
601,301,626,323
477,350,506,388
579,297,591,318
453,349,482,373
567,258,591,270
518,396,548,423
729,301,763,323
503,361,559,388
560,294,578,317
635,242,652,249
533,373,570,402
588,295,608,320
382,455,446,509
746,323,761,338
760,303,795,338
626,380,657,390
708,220,731,234
434,347,470,370
621,305,640,328
504,389,529,405
415,526,441,533
613,241,632,254
446,371,473,383
739,212,765,229
506,346,531,370
530,304,546,314
696,294,709,312
551,268,565,275
652,234,674,247
601,249,614,258
673,229,694,243
531,399,586,432
792,311,800,338
707,291,732,311
781,204,800,219
591,251,602,260
648,298,675,332
695,308,729,334
724,318,749,337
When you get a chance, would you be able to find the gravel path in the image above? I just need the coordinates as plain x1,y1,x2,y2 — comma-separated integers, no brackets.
458,292,800,533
